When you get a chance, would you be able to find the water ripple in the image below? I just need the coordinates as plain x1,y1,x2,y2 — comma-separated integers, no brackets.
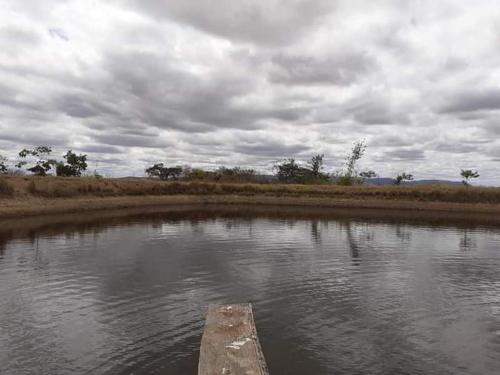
1,215,499,374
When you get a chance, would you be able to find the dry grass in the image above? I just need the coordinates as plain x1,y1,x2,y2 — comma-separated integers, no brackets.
1,175,500,204
0,177,14,196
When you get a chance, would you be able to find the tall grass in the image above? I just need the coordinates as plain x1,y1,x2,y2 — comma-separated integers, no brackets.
0,177,14,196
3,176,500,204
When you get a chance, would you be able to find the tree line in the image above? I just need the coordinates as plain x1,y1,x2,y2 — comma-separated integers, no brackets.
0,142,481,186
143,140,480,186
0,147,88,177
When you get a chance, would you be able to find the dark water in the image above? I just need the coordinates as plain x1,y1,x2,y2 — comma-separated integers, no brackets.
1,208,500,375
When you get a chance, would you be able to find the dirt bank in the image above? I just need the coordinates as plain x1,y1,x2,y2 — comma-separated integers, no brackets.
1,176,500,221
2,194,500,221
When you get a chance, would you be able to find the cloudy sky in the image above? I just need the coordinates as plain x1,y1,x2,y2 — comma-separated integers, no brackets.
1,1,499,183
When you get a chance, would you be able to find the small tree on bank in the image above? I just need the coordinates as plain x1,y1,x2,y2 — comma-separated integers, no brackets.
214,167,256,182
394,173,414,185
56,151,88,177
309,154,324,177
460,169,479,186
345,141,366,178
274,158,301,183
274,154,329,184
146,163,182,180
337,140,367,185
0,154,7,174
16,146,55,176
359,170,378,179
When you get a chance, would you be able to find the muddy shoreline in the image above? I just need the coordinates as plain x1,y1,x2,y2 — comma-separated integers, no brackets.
1,194,500,222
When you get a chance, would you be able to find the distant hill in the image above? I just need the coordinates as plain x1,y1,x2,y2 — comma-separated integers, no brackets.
366,178,462,186
116,175,462,186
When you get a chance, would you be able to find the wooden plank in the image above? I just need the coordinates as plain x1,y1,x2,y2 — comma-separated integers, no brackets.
198,303,269,375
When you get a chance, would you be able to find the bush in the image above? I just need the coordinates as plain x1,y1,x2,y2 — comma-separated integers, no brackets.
27,179,37,194
0,177,14,196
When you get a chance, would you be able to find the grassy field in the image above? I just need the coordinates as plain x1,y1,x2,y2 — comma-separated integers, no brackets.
1,176,500,219
1,176,500,203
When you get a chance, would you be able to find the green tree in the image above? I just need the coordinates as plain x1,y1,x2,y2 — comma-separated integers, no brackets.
359,170,378,179
16,146,56,176
146,163,166,180
146,163,182,180
394,172,414,185
274,158,301,183
460,169,479,186
309,154,324,177
0,154,7,174
56,151,88,177
274,157,328,184
215,166,256,182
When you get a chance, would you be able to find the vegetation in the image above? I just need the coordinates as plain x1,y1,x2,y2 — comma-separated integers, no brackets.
16,146,55,176
394,173,414,185
13,147,89,177
56,151,88,177
145,164,257,182
273,154,329,184
213,167,257,183
359,170,378,179
0,176,499,205
0,154,7,174
344,141,366,179
0,176,13,196
309,154,326,178
335,141,375,186
146,163,183,180
56,150,88,177
0,143,485,192
461,169,479,186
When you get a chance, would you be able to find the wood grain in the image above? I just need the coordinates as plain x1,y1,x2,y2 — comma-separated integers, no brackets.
198,303,269,375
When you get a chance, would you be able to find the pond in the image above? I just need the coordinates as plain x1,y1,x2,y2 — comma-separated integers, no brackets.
1,206,499,374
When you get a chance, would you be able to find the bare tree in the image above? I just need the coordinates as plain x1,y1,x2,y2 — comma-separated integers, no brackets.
345,140,366,179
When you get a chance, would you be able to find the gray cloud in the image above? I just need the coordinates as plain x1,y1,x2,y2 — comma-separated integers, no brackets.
235,142,310,158
371,135,415,147
383,148,426,161
0,126,70,147
54,93,119,119
440,89,500,113
434,142,480,154
125,0,335,45
0,26,40,46
269,51,375,86
92,133,170,149
347,96,409,126
78,144,123,154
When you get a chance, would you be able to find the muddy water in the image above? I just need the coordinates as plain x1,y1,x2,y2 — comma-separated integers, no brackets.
1,207,499,374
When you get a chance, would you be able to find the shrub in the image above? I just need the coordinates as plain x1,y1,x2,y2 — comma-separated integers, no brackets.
0,177,13,196
27,179,37,194
336,175,353,186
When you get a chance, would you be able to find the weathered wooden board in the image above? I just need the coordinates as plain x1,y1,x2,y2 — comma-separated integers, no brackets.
198,303,269,375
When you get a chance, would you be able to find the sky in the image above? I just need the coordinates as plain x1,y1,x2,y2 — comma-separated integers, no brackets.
0,0,499,183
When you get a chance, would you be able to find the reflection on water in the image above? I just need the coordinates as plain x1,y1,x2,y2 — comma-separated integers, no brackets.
0,208,500,375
